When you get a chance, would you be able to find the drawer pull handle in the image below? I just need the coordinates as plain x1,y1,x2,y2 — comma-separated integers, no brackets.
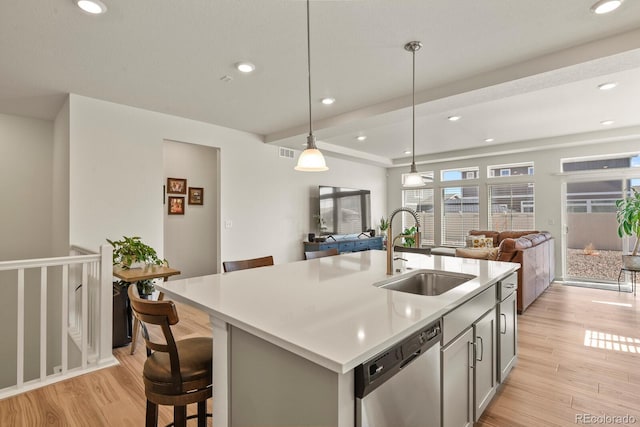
500,313,507,334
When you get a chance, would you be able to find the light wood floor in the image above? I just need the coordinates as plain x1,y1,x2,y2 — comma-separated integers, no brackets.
0,302,213,426
1,284,639,426
479,284,640,427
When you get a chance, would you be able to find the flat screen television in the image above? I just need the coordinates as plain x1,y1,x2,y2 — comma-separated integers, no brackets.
318,186,371,235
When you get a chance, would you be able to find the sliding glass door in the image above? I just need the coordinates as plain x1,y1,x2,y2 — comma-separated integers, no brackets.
564,179,626,283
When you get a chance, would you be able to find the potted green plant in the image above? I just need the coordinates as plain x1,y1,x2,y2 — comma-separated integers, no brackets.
401,226,417,248
379,216,389,234
379,216,389,247
107,236,166,295
616,188,640,269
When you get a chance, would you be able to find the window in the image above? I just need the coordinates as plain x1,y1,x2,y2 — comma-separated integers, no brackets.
566,181,621,214
441,186,479,246
441,167,479,181
488,162,534,178
403,188,435,246
488,183,535,231
562,154,640,172
401,171,434,187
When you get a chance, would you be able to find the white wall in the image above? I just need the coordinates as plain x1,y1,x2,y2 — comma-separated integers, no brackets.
45,98,71,376
386,126,640,280
163,140,219,278
52,99,70,256
69,95,387,268
0,113,53,260
0,113,54,387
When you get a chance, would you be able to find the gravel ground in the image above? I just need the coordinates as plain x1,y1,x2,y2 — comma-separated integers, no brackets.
566,248,623,282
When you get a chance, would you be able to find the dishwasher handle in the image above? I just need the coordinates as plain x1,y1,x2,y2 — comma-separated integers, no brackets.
399,348,422,370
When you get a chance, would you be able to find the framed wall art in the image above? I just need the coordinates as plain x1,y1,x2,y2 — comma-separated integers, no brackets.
168,196,185,215
167,177,187,194
189,187,204,205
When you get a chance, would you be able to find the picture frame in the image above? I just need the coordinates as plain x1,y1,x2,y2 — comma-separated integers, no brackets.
168,196,185,215
188,187,204,205
167,177,187,194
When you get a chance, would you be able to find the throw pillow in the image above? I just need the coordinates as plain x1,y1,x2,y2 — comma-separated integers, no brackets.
471,237,494,248
466,234,484,248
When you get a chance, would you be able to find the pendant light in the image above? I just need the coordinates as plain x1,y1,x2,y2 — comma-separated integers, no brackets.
403,41,423,187
295,0,328,172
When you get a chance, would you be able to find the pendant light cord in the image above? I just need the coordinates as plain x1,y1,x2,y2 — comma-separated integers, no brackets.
307,0,313,138
412,46,415,167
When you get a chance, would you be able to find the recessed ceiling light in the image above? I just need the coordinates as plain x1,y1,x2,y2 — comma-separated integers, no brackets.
448,115,461,122
235,62,255,73
321,97,335,105
356,135,367,141
76,0,107,14
601,120,615,125
484,138,494,143
404,150,411,155
598,82,618,90
590,0,623,14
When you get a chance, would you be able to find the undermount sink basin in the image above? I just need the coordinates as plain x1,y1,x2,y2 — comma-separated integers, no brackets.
375,270,476,296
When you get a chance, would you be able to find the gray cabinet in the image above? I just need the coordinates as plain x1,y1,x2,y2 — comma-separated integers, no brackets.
442,328,474,427
473,308,497,420
442,284,499,427
497,272,518,383
498,292,517,382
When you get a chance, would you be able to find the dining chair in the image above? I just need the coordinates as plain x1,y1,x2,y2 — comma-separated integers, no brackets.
222,255,274,272
304,248,339,260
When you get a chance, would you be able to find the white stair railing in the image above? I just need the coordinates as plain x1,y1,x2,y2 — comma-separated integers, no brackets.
0,244,116,400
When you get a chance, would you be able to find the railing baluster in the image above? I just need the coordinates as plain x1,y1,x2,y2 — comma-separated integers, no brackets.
17,269,24,388
61,265,69,373
40,267,47,381
81,262,89,368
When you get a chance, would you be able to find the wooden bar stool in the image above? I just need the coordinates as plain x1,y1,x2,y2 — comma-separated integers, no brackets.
128,285,212,427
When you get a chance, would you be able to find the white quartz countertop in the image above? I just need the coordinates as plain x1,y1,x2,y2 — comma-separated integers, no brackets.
156,250,519,374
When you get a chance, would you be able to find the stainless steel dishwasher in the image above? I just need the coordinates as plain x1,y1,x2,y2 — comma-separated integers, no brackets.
355,319,442,427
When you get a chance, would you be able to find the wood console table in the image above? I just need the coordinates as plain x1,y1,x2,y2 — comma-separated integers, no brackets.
113,265,181,354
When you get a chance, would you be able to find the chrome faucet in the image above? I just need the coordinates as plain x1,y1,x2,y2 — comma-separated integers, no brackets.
387,207,421,275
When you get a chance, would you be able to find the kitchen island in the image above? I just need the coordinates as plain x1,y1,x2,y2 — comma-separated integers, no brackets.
156,250,519,427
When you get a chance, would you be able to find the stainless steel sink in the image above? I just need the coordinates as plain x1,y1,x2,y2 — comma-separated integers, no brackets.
375,270,476,296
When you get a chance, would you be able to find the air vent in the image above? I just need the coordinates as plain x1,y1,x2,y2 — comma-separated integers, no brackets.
279,147,295,159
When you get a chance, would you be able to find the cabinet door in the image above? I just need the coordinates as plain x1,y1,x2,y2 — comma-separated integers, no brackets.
473,308,496,421
442,328,474,427
499,292,517,383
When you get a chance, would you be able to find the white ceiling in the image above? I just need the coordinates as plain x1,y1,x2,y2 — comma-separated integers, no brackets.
1,0,640,167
